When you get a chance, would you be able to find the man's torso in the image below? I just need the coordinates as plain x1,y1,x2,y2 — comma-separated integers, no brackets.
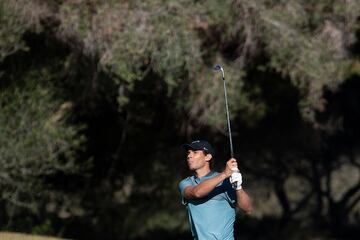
179,171,236,240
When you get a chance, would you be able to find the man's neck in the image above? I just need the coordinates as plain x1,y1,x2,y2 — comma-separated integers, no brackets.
195,167,211,178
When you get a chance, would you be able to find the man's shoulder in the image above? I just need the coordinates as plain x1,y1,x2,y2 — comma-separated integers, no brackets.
178,176,195,196
179,176,193,185
204,171,220,179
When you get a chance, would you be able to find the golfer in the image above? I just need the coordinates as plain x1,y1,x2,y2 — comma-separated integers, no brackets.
179,140,252,240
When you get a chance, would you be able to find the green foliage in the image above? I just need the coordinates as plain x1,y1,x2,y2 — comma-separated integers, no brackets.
250,0,359,121
31,220,54,236
0,79,85,213
2,0,360,126
57,0,205,109
0,0,360,239
0,0,29,61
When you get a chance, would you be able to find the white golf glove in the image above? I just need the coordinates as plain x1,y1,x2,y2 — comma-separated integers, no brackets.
230,170,242,190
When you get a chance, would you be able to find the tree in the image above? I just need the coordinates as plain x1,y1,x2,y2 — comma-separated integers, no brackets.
0,75,85,230
1,0,360,239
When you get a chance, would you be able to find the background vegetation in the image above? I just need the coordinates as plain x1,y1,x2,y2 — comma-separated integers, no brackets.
1,0,360,239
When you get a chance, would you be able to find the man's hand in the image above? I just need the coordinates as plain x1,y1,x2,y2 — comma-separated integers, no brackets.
225,158,242,190
223,158,239,177
230,172,242,190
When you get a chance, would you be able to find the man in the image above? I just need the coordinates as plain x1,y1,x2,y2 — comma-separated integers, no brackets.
179,140,252,240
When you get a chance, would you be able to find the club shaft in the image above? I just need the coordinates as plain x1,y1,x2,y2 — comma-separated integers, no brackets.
222,76,234,158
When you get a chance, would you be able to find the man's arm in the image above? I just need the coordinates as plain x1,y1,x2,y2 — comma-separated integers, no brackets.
229,162,253,214
236,188,252,214
183,172,228,199
183,159,236,199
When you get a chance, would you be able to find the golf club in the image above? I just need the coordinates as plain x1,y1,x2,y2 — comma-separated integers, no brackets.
214,65,240,188
214,65,234,158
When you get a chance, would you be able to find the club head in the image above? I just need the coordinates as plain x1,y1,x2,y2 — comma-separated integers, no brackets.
213,65,222,71
213,65,225,79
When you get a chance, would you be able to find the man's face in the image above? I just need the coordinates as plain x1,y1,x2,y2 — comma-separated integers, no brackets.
186,149,209,171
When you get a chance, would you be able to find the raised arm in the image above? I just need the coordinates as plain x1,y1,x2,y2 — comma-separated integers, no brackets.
229,162,253,214
183,159,237,199
236,188,252,214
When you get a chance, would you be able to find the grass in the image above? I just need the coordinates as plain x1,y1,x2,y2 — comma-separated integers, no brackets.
0,232,65,240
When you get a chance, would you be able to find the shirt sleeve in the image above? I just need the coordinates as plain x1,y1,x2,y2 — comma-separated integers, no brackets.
223,178,237,208
178,177,193,205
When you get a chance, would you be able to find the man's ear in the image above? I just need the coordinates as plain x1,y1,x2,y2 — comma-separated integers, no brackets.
205,154,212,162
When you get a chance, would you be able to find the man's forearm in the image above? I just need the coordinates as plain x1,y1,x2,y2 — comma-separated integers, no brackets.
236,189,252,214
185,173,227,199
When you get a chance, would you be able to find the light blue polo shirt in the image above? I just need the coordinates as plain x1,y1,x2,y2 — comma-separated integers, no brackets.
179,171,237,240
